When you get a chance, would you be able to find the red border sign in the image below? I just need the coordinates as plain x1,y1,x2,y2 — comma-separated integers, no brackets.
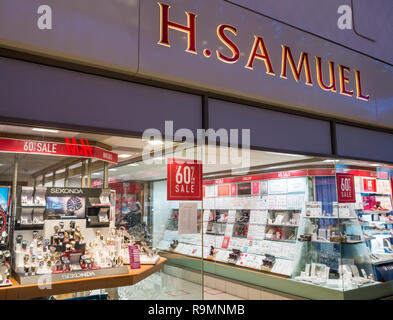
0,137,118,163
336,173,356,203
167,158,202,201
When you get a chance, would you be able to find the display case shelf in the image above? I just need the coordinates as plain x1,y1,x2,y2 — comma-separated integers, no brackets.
304,216,357,219
14,223,44,231
358,211,392,215
265,224,298,227
264,238,296,243
305,240,363,245
18,205,46,208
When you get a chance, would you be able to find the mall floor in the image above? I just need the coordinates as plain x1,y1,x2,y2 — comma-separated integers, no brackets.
116,271,244,300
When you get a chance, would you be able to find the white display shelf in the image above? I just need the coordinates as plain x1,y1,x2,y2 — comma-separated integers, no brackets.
303,216,357,219
371,258,393,266
309,240,364,245
265,224,299,227
358,210,392,215
264,238,296,243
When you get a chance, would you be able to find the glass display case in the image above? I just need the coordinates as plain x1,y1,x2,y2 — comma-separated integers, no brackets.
152,160,393,299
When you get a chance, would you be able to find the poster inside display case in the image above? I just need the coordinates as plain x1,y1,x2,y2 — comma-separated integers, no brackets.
46,196,86,219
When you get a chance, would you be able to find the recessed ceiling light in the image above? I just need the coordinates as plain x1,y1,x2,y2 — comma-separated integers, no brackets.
148,140,164,146
118,154,132,158
128,163,139,167
92,172,101,175
32,128,59,133
109,168,118,172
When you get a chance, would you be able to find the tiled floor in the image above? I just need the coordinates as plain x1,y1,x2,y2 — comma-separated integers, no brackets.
117,271,244,300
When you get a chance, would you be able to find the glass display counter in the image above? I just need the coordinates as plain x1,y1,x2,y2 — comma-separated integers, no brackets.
155,166,393,299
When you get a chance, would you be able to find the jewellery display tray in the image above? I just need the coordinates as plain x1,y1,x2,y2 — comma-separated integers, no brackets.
14,265,130,285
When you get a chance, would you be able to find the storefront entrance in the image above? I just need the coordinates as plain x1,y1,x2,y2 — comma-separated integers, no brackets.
0,123,392,300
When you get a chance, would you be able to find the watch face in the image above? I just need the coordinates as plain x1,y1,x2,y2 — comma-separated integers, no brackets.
66,196,83,212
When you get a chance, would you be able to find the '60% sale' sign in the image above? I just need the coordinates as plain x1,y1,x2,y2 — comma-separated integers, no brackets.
167,158,202,201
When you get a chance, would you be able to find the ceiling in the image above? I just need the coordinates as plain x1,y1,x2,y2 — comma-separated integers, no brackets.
106,145,311,182
0,153,69,176
0,124,149,157
0,124,391,185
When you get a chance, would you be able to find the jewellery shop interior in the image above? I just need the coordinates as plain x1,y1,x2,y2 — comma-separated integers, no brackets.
0,123,393,300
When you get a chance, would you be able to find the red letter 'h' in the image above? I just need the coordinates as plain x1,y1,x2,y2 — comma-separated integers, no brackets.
158,2,197,54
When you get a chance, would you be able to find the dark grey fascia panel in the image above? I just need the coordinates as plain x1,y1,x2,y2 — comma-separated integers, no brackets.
0,57,202,135
336,124,393,163
208,99,332,155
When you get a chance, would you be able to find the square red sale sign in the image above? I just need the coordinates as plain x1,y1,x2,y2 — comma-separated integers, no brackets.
336,173,356,203
167,158,203,201
363,178,377,193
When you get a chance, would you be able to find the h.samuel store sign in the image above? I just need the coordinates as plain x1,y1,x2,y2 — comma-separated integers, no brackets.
157,2,369,102
0,0,391,127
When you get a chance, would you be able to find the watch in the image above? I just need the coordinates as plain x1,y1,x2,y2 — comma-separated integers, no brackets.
16,235,23,245
22,240,28,250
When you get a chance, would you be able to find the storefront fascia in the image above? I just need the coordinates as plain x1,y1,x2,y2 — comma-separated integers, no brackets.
0,0,393,299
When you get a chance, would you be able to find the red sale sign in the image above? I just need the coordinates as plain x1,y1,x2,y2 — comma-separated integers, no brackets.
363,178,377,193
0,137,118,163
167,158,203,201
336,173,356,203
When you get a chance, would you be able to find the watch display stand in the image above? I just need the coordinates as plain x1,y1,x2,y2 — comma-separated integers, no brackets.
86,189,111,228
13,226,130,285
12,188,135,286
33,188,46,206
20,187,34,206
86,207,110,228
16,187,46,230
